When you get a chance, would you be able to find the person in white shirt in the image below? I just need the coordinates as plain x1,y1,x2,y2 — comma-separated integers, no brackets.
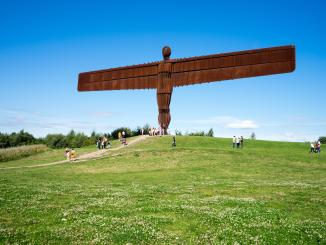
232,136,236,149
236,137,240,148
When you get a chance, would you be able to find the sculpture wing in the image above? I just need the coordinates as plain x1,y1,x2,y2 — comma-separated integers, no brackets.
171,45,295,87
78,62,159,91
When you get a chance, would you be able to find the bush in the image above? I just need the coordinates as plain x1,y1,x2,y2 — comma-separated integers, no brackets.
0,144,48,162
319,136,326,144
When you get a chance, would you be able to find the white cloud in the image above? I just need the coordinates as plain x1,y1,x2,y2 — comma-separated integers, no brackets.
227,120,259,129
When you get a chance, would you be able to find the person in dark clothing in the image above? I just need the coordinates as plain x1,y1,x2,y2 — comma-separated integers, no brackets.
240,136,244,148
172,136,176,147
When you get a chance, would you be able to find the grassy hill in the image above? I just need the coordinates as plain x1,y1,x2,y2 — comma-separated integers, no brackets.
0,136,325,244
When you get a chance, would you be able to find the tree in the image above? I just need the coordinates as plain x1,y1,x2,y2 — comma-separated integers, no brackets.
45,134,67,148
175,130,183,136
111,127,132,139
206,128,214,137
250,132,256,140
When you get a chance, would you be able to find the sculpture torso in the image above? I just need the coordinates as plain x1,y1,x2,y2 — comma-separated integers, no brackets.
157,60,173,133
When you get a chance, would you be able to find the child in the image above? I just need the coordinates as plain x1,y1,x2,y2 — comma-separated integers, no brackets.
65,148,71,160
70,149,76,161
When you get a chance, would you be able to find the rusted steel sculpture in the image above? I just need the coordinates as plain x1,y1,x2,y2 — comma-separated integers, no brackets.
78,45,295,133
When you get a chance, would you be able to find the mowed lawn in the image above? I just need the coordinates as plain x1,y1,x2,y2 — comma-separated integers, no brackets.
0,136,325,244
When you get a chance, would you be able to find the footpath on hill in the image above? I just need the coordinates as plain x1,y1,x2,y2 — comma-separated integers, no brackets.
0,135,149,170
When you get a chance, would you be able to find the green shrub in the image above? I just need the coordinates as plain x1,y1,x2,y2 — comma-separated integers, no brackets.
319,136,326,144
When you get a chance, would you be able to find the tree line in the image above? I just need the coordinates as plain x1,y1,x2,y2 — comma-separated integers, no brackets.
0,124,151,149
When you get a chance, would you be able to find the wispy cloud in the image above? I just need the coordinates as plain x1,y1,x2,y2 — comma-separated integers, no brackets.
178,116,259,129
0,107,117,136
92,111,112,117
226,120,258,129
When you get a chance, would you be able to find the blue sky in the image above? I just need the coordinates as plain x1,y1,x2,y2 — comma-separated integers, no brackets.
0,0,325,141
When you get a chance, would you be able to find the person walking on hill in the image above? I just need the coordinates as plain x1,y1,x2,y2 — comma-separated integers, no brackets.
240,136,244,148
103,136,108,149
236,137,240,148
232,136,236,149
101,139,105,149
70,149,76,161
316,140,321,154
310,142,315,153
172,136,176,147
64,148,71,160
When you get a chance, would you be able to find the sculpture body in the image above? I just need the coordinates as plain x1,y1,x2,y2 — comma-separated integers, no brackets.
78,45,295,132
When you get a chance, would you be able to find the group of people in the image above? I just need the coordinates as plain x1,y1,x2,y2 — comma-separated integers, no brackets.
149,127,167,136
232,136,244,149
310,140,321,154
64,148,76,161
96,136,111,149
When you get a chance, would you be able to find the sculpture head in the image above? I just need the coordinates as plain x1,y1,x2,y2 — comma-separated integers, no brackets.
162,46,171,60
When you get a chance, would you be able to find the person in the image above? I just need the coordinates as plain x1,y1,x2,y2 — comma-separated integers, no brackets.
236,137,240,148
122,131,126,138
316,140,321,154
118,132,122,139
141,128,144,135
310,142,315,153
103,136,107,149
232,136,236,149
101,139,105,149
107,141,111,149
70,148,76,161
240,136,244,148
172,136,176,147
96,139,101,149
64,148,71,160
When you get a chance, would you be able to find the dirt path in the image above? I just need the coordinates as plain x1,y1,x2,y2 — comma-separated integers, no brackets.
0,135,149,170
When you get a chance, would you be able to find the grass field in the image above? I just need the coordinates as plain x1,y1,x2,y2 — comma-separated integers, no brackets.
0,136,325,244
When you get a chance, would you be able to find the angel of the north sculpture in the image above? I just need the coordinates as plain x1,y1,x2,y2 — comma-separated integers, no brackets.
78,45,295,133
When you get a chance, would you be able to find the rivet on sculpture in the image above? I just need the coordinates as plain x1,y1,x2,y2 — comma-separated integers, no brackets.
78,45,295,133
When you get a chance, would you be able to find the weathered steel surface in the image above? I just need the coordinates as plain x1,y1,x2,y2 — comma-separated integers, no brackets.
78,45,295,132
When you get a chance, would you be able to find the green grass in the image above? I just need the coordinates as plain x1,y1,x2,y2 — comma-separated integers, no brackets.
0,136,325,244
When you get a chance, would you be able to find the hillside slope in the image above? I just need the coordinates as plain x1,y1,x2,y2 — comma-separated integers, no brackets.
0,136,325,244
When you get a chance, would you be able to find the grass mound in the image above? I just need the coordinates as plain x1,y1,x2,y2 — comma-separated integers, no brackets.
0,136,325,244
0,144,48,162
